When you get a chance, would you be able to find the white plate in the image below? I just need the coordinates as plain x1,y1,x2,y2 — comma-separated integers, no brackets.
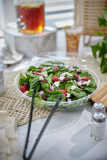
1,50,23,65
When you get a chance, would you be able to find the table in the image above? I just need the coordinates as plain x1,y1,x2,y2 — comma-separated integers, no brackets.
4,30,107,160
4,58,107,160
18,104,107,160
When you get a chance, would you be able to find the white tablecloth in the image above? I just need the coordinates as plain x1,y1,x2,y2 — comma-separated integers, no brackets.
18,103,107,160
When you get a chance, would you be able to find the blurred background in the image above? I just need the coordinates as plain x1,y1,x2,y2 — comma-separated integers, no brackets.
0,0,74,30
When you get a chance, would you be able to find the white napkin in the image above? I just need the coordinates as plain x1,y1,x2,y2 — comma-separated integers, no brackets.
0,111,23,160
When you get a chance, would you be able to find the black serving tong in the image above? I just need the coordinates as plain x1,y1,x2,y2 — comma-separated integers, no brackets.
23,89,62,160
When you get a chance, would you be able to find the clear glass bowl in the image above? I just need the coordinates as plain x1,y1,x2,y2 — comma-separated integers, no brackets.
14,63,100,111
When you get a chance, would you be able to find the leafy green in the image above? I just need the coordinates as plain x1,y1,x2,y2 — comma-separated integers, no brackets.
91,10,107,73
103,10,107,20
54,61,65,65
40,64,53,67
45,73,53,86
64,80,74,94
94,31,102,36
19,73,28,86
84,87,96,93
58,66,69,74
44,61,54,64
46,91,65,102
71,87,86,99
54,71,60,77
73,66,79,69
40,82,50,92
79,70,89,78
100,57,107,73
30,75,40,91
27,90,42,99
90,42,100,58
26,71,35,78
27,66,37,72
98,16,107,28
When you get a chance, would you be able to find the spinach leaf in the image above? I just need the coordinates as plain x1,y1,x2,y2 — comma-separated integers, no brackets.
64,80,74,94
27,90,42,99
88,74,97,88
79,70,89,78
84,87,96,93
46,91,65,102
58,66,69,74
54,61,65,65
45,73,53,86
19,73,28,86
40,82,50,92
54,71,60,77
40,64,53,67
26,71,36,78
73,66,79,69
71,87,86,99
30,75,40,92
59,80,74,94
27,66,37,72
44,61,54,64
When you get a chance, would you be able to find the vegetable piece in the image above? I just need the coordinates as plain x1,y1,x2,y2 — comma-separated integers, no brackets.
47,90,50,92
50,86,54,91
34,72,38,75
20,86,27,93
52,75,59,82
24,82,27,86
58,66,69,74
73,66,79,69
41,82,50,92
46,91,65,102
79,70,89,78
26,71,35,78
39,68,43,70
30,75,40,92
81,77,89,81
59,89,67,96
19,73,28,86
27,66,37,72
39,90,44,95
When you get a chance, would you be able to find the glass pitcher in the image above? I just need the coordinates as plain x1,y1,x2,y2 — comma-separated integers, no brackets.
14,0,45,34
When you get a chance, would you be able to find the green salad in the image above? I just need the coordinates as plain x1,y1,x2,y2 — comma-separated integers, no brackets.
19,61,97,103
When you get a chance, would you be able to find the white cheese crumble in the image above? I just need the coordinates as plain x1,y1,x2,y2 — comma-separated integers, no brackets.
54,81,59,87
70,85,77,90
77,82,82,86
59,77,64,80
82,80,90,86
66,72,72,76
69,66,75,71
39,76,44,81
42,71,48,77
74,80,76,83
66,93,70,98
24,91,29,94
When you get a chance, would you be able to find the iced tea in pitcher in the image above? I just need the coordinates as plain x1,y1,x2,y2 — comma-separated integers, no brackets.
14,0,45,34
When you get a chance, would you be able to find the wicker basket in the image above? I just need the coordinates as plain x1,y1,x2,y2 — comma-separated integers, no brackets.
74,0,107,45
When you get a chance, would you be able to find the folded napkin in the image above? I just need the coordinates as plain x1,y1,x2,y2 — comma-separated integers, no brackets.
0,111,23,160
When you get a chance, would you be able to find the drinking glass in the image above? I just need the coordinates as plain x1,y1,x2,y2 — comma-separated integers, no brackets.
65,26,83,54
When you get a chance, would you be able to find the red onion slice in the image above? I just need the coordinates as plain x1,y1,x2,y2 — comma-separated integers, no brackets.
50,86,54,91
39,90,44,95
